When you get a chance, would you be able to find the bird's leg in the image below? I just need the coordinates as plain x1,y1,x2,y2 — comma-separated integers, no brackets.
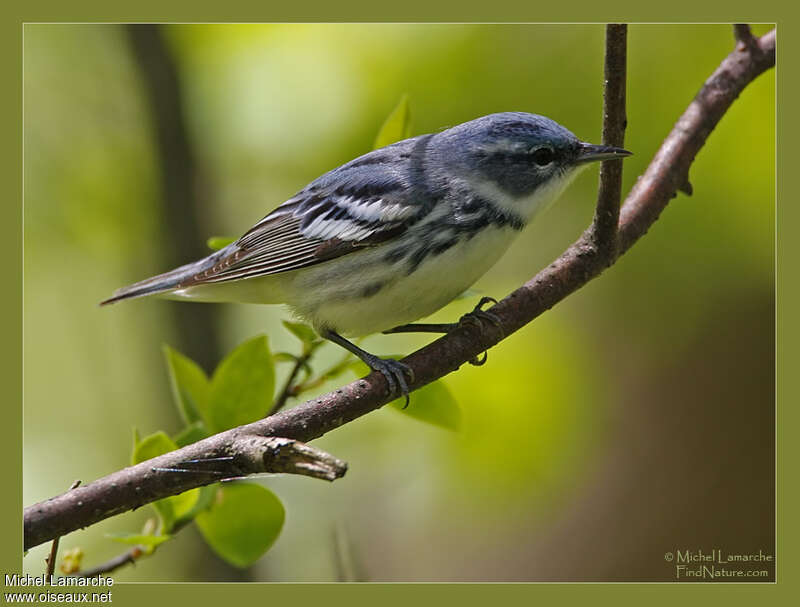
382,297,503,366
382,322,458,334
384,297,503,336
323,330,415,407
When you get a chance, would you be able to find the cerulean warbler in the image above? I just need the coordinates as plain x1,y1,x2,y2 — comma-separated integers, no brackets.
102,112,631,399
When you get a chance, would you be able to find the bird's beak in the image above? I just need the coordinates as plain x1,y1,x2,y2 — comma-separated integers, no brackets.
575,142,632,164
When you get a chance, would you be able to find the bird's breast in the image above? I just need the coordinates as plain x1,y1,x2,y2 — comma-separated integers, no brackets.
276,222,522,336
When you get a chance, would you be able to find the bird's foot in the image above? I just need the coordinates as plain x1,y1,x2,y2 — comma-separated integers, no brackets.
458,297,503,366
363,353,415,408
323,330,415,407
458,296,503,335
379,297,503,369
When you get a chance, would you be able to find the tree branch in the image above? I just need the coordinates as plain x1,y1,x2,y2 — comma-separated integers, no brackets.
733,24,758,53
24,27,775,552
618,28,774,255
591,23,627,259
26,436,346,550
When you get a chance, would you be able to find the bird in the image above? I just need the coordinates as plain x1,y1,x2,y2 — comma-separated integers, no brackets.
102,112,631,401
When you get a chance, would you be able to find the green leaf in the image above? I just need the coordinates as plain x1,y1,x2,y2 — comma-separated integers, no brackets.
281,321,319,346
107,533,171,548
131,430,177,466
174,485,218,529
163,345,210,425
207,336,275,433
173,421,210,448
207,236,237,251
273,352,298,364
388,380,461,431
373,94,411,150
169,491,200,528
131,431,200,532
196,483,285,568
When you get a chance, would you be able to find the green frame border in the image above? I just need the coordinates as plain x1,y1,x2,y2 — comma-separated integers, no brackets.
3,2,792,605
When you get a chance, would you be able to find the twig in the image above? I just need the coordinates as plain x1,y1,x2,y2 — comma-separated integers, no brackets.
23,27,775,552
291,352,353,395
269,350,314,416
44,480,81,578
332,523,363,582
618,28,774,254
591,23,628,259
72,549,140,578
70,518,163,579
733,24,758,53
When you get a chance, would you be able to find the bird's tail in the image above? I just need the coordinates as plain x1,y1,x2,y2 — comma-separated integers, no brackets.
99,245,235,306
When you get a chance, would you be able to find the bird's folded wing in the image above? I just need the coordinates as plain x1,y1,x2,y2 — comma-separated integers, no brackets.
180,188,416,286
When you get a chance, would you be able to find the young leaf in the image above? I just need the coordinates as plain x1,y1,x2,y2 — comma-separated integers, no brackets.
107,533,171,548
388,380,462,431
373,94,411,150
167,489,201,529
60,548,84,575
281,321,319,346
273,352,299,364
173,485,218,530
131,431,200,532
163,345,210,426
173,421,210,448
207,236,237,251
131,430,177,466
207,336,275,433
195,483,285,568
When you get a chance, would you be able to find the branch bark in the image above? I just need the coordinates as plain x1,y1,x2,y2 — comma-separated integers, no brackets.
24,27,775,552
26,436,346,550
591,23,628,258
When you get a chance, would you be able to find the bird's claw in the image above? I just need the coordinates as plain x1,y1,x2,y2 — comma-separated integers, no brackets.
459,296,504,337
460,297,501,366
366,356,415,408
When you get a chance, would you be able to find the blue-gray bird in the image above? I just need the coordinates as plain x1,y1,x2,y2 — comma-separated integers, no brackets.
102,112,631,399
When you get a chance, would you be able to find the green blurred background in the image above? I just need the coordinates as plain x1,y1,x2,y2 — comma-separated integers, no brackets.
23,24,774,581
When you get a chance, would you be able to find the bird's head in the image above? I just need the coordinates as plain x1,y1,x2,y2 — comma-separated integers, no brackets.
431,112,631,216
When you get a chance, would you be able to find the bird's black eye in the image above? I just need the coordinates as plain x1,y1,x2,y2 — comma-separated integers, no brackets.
530,147,555,166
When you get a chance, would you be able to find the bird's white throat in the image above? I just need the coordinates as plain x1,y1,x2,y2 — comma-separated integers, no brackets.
468,165,586,225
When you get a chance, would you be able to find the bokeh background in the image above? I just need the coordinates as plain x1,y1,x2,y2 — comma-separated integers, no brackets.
23,24,775,581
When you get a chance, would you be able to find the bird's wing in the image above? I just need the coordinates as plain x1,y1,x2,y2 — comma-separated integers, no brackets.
179,142,427,287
